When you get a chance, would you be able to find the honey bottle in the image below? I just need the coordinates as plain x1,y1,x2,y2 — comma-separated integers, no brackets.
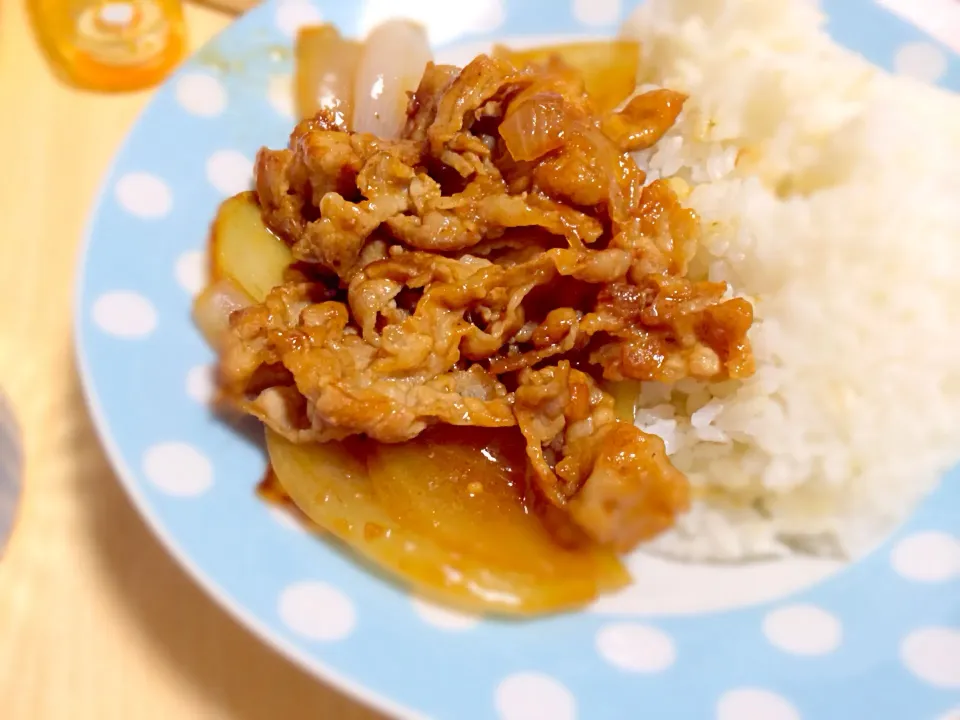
30,0,187,92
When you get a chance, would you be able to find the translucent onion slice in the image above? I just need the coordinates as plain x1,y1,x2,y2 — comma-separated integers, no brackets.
352,20,432,138
267,427,630,615
192,279,252,351
608,381,643,423
209,192,293,303
294,24,363,125
498,93,570,162
495,41,640,112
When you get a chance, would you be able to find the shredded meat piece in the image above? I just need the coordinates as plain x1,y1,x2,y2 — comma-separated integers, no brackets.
584,276,755,382
426,54,533,164
384,174,603,252
221,52,756,552
514,362,689,550
514,362,617,504
221,283,515,444
565,422,691,551
403,63,462,144
601,89,688,152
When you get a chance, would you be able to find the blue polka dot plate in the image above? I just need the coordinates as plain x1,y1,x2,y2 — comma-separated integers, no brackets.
75,1,960,718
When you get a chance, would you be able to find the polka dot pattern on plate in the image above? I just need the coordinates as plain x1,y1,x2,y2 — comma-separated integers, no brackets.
495,672,576,720
936,706,960,720
891,531,960,582
589,553,843,616
716,688,800,720
411,597,481,631
92,291,158,338
175,73,227,117
114,172,172,218
142,442,213,497
763,604,842,656
893,41,948,83
175,250,206,295
275,0,322,37
572,0,620,26
185,365,215,405
278,581,356,641
595,622,676,673
205,150,254,197
900,627,960,688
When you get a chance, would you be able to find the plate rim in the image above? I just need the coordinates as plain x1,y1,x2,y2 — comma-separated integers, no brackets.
74,203,424,720
72,1,960,718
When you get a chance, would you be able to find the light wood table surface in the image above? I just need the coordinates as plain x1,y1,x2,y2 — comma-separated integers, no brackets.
0,3,379,718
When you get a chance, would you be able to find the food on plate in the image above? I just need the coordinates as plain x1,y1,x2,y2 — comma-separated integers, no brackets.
195,0,960,611
198,15,757,613
294,19,433,136
294,25,362,125
193,192,292,351
209,192,293,301
265,427,629,613
621,0,960,561
352,20,433,137
492,40,641,113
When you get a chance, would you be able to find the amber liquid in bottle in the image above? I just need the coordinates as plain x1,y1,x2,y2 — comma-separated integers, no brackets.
30,0,187,91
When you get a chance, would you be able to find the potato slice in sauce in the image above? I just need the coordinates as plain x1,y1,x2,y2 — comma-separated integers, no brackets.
209,191,292,303
267,427,629,615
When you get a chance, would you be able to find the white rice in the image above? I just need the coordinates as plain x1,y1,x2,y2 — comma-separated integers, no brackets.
620,0,960,561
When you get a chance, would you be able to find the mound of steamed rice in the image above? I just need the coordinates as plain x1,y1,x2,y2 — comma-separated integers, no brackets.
618,0,960,561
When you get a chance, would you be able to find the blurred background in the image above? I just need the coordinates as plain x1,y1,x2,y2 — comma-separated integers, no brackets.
0,1,380,717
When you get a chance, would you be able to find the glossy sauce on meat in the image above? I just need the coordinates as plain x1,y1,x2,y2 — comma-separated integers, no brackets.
208,46,756,562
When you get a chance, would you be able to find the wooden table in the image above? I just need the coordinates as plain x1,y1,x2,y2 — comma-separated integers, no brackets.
0,4,379,718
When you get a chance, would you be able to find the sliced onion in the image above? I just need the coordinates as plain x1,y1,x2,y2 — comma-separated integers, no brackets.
294,24,363,125
267,427,630,615
192,279,252,352
352,20,433,138
499,93,570,162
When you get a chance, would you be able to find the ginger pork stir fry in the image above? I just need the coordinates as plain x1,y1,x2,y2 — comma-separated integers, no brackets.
215,52,755,555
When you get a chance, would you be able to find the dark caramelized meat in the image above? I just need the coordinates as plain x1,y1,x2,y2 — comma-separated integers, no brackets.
219,53,756,552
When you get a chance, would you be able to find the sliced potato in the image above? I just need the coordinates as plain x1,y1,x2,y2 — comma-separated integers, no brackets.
267,427,629,615
368,429,621,580
210,192,292,303
495,40,640,112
